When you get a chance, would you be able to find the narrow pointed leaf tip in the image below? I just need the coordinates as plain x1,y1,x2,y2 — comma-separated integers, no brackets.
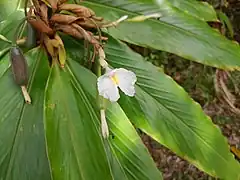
97,68,137,102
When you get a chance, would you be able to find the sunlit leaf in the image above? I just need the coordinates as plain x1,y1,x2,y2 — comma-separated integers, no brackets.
104,36,240,180
67,58,163,180
44,63,113,180
168,0,217,21
83,0,240,70
0,0,21,21
0,47,51,180
0,11,24,51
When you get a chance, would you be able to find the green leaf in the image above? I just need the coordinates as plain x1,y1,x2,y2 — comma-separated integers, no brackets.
83,0,240,70
103,36,240,179
0,0,21,21
0,11,24,51
217,10,234,38
0,47,51,180
59,36,163,179
168,0,217,21
44,63,113,180
67,58,163,180
83,0,217,21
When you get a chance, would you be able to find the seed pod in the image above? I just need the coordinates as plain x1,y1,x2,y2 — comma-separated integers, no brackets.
10,46,29,86
10,46,31,104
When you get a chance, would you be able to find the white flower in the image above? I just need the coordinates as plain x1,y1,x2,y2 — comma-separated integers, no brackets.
97,68,137,102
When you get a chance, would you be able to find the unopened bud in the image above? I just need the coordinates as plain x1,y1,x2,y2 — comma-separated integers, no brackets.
100,109,109,138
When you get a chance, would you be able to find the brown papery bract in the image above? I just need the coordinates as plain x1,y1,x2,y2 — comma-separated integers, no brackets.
46,0,58,10
39,3,49,25
59,4,95,18
58,0,67,5
28,17,54,35
55,24,84,39
54,34,66,67
76,18,99,29
51,14,84,24
32,0,41,13
43,35,57,57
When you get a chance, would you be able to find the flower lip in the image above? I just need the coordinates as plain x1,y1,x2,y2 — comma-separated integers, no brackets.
109,71,119,85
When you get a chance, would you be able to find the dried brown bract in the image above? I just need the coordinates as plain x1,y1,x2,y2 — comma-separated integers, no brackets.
46,0,58,10
59,4,95,18
28,17,54,35
24,0,127,68
39,3,49,25
55,24,84,39
51,14,84,24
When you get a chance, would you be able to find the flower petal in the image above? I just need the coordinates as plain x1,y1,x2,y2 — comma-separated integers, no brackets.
115,68,137,96
97,74,120,102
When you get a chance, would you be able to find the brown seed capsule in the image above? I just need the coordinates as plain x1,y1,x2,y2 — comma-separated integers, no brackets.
10,46,28,86
10,46,31,104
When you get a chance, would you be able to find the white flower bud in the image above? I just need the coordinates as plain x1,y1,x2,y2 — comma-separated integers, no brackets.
100,109,109,138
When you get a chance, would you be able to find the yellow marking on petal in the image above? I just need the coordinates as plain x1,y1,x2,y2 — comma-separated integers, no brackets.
111,74,119,85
